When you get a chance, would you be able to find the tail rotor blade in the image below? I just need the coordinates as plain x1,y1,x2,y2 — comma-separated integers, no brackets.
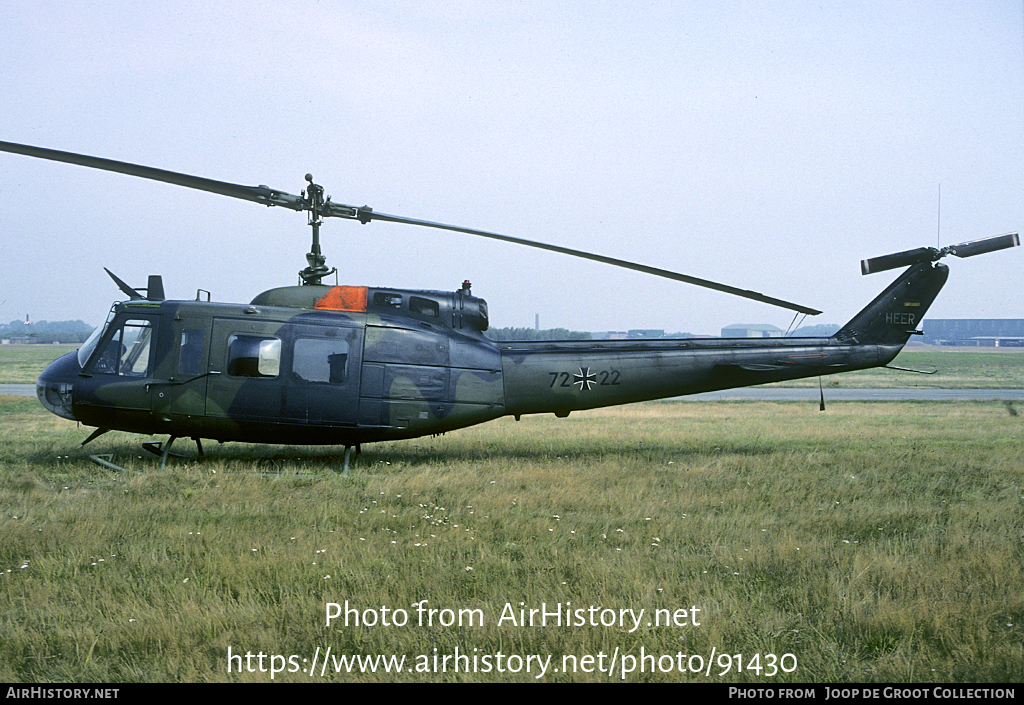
860,247,938,275
861,232,1019,275
947,232,1019,259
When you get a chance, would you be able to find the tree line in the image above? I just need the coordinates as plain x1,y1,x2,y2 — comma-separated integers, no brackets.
1,320,94,344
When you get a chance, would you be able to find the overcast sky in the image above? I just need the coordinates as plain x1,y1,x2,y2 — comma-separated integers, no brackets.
2,1,1022,335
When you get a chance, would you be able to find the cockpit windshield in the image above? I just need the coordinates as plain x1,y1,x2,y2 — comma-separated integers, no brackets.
78,307,117,368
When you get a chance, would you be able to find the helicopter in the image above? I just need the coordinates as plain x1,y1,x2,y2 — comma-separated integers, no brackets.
1,140,1018,472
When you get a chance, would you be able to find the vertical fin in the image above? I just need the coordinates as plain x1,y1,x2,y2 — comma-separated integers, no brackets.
834,262,948,346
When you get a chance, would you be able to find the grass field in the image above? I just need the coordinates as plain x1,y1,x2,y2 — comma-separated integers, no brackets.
776,346,1024,389
0,344,79,384
1,395,1022,683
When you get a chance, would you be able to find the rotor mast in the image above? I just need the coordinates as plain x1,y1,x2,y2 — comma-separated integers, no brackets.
300,174,336,285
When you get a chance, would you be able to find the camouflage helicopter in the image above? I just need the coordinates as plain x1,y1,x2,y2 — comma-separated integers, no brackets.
1,141,1018,472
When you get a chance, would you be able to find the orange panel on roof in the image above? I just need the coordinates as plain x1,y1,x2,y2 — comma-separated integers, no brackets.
315,286,368,312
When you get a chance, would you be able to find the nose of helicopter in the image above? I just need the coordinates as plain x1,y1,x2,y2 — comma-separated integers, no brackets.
36,350,81,421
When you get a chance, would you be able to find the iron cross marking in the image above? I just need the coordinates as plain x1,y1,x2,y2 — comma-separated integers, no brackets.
574,367,597,391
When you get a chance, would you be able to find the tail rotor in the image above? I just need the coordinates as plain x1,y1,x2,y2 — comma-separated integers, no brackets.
861,232,1019,275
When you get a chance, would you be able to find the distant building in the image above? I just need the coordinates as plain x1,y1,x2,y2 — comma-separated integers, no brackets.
721,324,784,339
627,329,665,339
923,319,1024,347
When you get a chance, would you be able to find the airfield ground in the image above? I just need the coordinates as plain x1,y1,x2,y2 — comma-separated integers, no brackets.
1,384,1022,682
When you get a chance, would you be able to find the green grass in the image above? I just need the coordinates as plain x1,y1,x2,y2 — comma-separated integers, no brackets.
773,348,1024,389
1,398,1022,682
0,344,78,383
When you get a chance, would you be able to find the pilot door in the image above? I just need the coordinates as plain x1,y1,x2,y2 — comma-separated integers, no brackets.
76,313,160,431
150,317,213,421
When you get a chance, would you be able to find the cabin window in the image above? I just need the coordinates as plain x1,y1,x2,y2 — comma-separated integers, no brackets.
293,338,349,384
410,296,439,317
373,292,403,309
178,329,204,376
227,335,281,378
89,318,155,377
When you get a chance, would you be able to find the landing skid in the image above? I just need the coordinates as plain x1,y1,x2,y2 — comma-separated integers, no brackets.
88,453,143,475
87,435,362,475
88,435,205,473
141,436,205,469
342,444,362,475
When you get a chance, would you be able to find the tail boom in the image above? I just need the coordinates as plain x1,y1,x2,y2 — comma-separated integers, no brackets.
498,262,949,418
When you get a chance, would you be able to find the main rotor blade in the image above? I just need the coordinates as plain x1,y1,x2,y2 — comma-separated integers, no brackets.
0,140,307,211
1,140,821,314
362,210,823,315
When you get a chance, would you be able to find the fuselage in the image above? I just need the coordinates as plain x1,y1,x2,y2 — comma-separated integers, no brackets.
37,262,950,447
